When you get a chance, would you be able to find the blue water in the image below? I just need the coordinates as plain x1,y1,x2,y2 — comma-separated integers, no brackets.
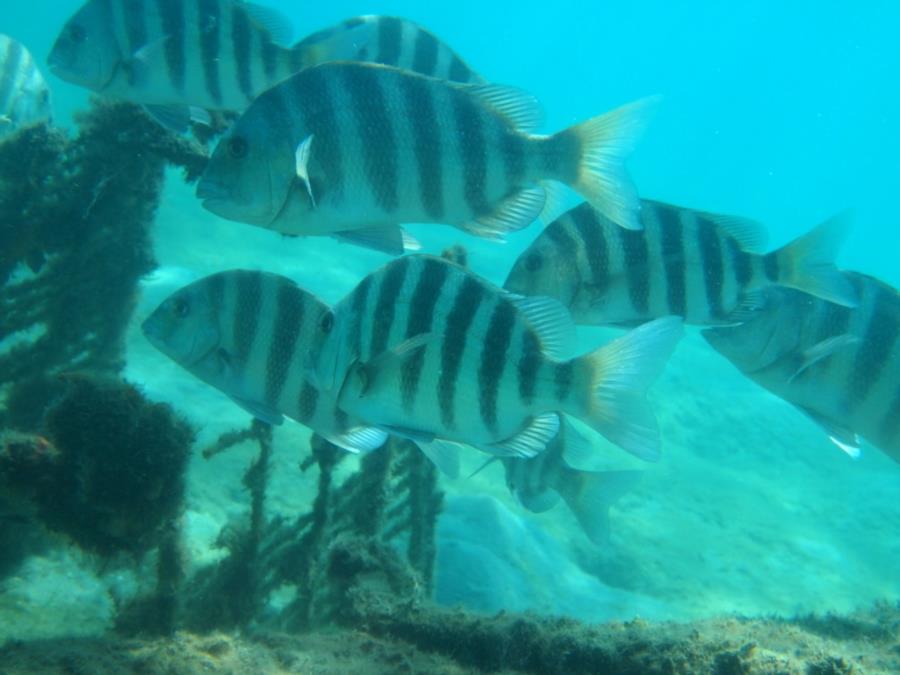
2,0,899,642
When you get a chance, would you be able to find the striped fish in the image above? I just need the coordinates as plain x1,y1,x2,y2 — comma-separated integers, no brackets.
47,0,320,123
316,255,683,462
501,418,642,544
0,35,52,137
504,199,858,327
141,269,387,454
294,15,483,85
703,272,900,465
198,61,654,253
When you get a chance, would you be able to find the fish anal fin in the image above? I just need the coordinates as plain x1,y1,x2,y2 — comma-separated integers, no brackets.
484,412,560,458
461,186,546,239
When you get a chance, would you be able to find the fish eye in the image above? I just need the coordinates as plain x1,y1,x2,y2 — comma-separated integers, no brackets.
525,252,543,272
171,298,190,318
320,312,334,334
68,24,87,43
228,136,248,159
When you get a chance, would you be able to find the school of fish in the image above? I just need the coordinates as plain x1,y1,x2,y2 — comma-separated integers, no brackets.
1,2,892,542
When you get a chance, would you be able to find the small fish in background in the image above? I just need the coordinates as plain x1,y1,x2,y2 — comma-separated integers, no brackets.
504,200,858,327
314,255,682,465
198,61,655,254
703,271,900,465
0,34,52,137
502,418,642,545
141,269,387,454
294,15,484,84
46,0,361,129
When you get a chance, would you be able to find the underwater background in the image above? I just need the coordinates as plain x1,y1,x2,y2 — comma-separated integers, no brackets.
1,0,899,672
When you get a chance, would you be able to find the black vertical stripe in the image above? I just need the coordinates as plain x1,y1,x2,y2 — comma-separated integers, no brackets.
369,257,411,358
198,0,222,105
517,331,541,405
401,259,448,410
554,361,574,402
295,66,344,199
657,205,686,317
261,39,279,81
621,227,650,315
448,54,470,82
122,0,147,61
879,384,900,440
157,0,186,91
402,75,443,219
296,382,318,424
376,16,402,65
697,217,725,319
233,272,262,363
499,129,526,186
451,90,489,217
349,274,373,361
0,38,22,110
478,301,516,432
412,28,438,76
265,282,305,405
231,4,254,102
207,271,226,310
342,66,398,212
438,277,485,429
571,205,609,295
727,237,753,287
763,252,780,282
849,289,899,410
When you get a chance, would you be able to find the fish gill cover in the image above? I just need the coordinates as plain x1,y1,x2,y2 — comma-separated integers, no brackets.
0,2,898,674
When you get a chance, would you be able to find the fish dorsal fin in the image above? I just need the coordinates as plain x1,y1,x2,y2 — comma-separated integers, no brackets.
699,210,768,253
243,2,294,46
789,334,860,383
484,412,560,458
228,394,284,426
795,406,861,459
507,293,577,359
462,186,546,239
457,82,544,133
415,438,462,478
326,425,389,454
473,186,546,237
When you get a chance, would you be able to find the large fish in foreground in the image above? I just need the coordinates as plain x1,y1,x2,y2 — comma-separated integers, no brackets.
504,200,858,327
0,35,52,137
703,272,900,464
141,270,388,454
315,255,683,462
197,61,654,254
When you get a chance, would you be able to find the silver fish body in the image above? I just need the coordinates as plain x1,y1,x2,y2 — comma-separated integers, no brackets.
0,34,52,137
141,269,387,454
197,60,654,251
317,255,682,462
703,272,900,464
504,199,857,326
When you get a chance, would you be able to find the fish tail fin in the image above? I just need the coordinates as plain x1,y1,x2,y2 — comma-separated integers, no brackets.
768,210,858,307
555,469,643,545
546,96,659,231
568,316,682,462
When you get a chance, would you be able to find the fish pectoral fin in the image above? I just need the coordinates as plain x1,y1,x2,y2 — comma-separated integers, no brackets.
789,334,860,383
142,104,209,133
461,186,546,239
457,82,544,133
243,3,295,46
795,405,861,459
724,289,767,325
294,134,316,207
505,292,577,359
364,333,437,374
227,395,284,426
325,426,389,454
331,225,418,254
484,413,560,459
293,20,375,66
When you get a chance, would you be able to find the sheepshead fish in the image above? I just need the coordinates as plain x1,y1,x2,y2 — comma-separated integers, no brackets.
703,271,900,464
316,255,682,462
197,60,655,254
0,35,52,137
141,269,387,454
501,418,642,545
504,200,857,327
294,15,483,85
